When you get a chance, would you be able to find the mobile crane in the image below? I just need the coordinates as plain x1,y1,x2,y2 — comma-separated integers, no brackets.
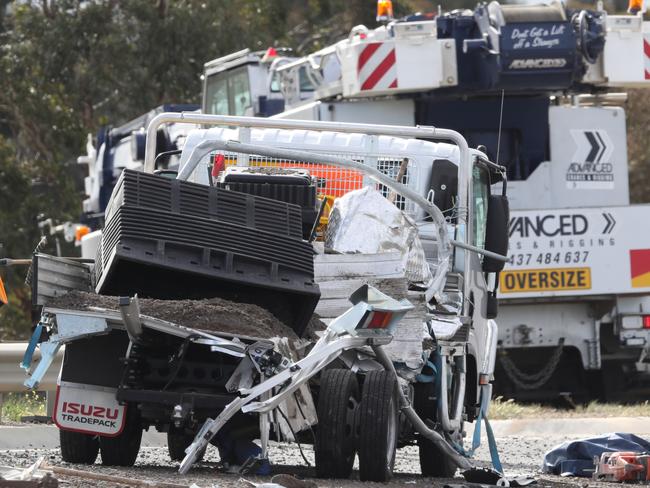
200,0,650,400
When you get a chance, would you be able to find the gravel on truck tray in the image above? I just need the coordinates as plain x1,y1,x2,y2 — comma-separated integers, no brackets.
48,290,327,341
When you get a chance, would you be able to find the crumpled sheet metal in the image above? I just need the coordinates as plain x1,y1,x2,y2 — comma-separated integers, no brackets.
428,316,464,341
325,187,450,291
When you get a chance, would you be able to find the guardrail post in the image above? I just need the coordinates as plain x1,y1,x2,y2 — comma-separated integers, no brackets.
46,390,55,419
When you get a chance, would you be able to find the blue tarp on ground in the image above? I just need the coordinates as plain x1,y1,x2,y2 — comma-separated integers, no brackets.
543,433,650,477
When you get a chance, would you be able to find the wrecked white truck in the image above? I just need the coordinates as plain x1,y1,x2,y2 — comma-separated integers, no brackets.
20,115,509,482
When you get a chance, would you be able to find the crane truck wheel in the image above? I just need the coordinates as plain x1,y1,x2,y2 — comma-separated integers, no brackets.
167,426,206,462
59,430,99,464
314,369,359,479
358,370,398,482
99,405,143,466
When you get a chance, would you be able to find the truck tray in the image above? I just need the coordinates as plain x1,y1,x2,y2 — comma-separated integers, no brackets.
95,170,319,336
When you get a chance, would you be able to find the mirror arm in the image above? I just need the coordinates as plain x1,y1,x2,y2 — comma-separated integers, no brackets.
454,240,508,262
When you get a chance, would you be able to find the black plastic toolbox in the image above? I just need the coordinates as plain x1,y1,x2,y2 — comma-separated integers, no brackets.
95,170,319,336
217,170,319,239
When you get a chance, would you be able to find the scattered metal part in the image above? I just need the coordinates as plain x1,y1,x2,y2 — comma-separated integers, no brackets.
23,341,62,389
119,295,143,341
51,313,108,341
41,461,193,488
0,457,58,488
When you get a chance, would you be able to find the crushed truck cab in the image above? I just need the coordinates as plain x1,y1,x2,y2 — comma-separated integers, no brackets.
22,115,508,481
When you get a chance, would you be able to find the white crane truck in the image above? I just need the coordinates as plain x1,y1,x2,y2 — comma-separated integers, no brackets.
199,1,650,400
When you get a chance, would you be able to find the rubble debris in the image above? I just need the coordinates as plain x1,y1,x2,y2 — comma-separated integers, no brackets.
303,314,327,341
241,474,318,488
270,474,318,488
1,457,204,488
594,451,650,482
49,290,299,340
41,462,192,488
0,457,58,487
0,474,58,488
543,433,650,477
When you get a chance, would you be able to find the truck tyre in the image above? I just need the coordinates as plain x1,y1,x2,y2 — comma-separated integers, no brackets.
418,437,457,477
358,370,398,482
59,429,99,464
167,427,206,462
99,406,142,466
314,369,359,478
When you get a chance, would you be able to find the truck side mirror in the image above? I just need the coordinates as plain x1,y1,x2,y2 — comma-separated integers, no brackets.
482,194,509,273
428,159,458,219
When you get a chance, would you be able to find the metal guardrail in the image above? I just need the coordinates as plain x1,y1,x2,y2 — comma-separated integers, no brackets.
0,342,63,393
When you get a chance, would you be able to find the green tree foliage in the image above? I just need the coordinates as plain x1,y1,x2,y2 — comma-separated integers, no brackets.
1,0,649,340
0,0,418,338
0,136,37,340
626,89,650,204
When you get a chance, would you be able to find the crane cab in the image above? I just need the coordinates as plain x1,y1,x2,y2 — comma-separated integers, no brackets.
202,48,315,117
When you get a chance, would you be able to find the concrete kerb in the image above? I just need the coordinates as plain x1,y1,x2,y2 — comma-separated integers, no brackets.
0,425,167,450
474,416,650,438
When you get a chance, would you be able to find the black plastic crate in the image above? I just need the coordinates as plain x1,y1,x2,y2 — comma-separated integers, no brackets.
107,169,303,239
95,171,319,336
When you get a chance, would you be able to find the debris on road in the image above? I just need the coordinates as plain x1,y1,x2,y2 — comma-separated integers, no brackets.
0,475,58,488
242,474,318,488
594,451,650,482
462,466,536,488
41,461,194,488
543,433,650,478
0,457,58,487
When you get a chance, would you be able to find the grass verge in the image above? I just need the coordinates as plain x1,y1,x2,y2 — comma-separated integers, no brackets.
2,393,650,424
490,396,650,420
0,391,46,423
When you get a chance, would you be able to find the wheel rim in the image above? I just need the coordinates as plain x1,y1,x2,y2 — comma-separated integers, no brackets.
345,395,359,460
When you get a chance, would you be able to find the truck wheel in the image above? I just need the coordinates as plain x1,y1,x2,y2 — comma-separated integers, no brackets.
358,370,398,482
418,437,457,477
59,429,99,464
99,406,142,466
314,369,359,478
167,427,206,462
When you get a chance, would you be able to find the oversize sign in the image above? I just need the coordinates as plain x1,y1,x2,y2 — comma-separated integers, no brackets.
501,267,591,293
54,382,126,436
499,205,650,298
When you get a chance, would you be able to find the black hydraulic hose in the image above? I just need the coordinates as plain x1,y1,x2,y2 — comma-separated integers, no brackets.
163,334,198,391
